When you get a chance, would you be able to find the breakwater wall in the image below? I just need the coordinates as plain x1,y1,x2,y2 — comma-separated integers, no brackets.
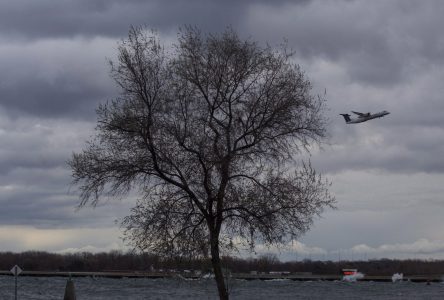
1,271,442,282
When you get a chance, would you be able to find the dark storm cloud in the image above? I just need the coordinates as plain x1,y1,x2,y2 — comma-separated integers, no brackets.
1,74,107,119
0,36,118,119
2,0,444,254
0,0,137,39
0,0,311,232
0,0,309,40
0,0,310,119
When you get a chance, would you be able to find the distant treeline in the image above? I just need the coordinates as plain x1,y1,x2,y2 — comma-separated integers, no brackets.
1,251,444,276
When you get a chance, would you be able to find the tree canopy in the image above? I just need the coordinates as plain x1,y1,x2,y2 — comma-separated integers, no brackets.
69,26,334,299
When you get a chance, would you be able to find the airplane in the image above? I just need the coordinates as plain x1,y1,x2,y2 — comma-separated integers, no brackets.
340,110,390,124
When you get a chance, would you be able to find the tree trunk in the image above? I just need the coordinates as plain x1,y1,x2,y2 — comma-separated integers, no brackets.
210,235,229,300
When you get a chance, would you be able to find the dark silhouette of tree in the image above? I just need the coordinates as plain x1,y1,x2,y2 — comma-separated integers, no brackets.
69,26,334,299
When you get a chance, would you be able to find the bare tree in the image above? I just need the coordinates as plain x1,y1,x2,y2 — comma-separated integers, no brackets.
69,26,335,300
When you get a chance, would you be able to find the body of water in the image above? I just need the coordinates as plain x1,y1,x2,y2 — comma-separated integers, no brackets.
0,276,443,299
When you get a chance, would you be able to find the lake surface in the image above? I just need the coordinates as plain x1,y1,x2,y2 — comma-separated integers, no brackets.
1,276,443,299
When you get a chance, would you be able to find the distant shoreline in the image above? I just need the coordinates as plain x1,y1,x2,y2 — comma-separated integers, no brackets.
1,271,442,282
2,251,444,280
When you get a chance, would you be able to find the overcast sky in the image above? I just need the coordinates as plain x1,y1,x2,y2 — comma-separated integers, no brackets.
1,0,444,261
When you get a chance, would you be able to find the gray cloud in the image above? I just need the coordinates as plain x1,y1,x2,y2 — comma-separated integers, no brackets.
1,0,444,256
245,0,444,86
312,123,444,174
0,165,135,229
0,0,137,39
1,75,105,119
0,37,117,119
0,0,309,40
0,114,112,229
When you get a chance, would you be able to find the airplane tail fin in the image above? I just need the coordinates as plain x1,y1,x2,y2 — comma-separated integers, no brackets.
340,114,351,123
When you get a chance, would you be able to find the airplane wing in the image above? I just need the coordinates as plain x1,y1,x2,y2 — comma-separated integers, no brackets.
352,111,370,117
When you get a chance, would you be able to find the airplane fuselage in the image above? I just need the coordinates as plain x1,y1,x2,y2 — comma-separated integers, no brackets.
340,111,390,124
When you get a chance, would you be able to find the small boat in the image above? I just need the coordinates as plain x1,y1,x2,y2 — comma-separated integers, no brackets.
341,269,358,276
342,269,364,282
